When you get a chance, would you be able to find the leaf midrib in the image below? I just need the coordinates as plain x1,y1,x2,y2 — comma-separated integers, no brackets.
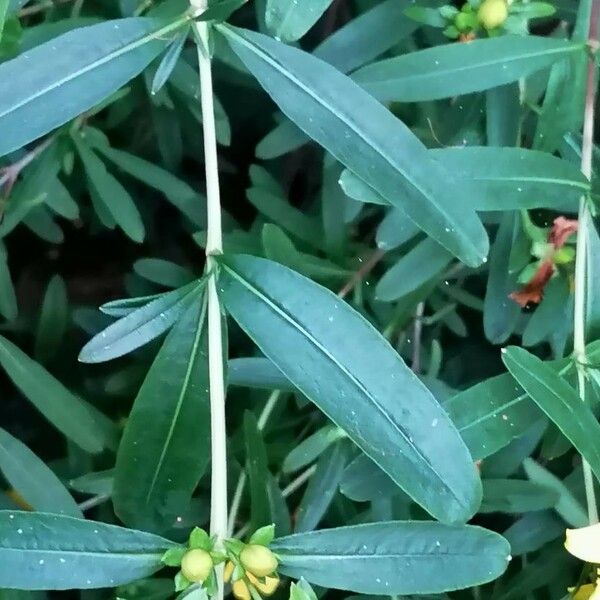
145,295,208,503
357,41,584,85
220,25,478,260
0,17,187,122
505,352,600,470
221,262,466,510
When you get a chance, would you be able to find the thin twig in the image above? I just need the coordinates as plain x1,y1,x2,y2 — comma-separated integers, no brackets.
0,137,53,189
338,248,386,299
77,493,110,512
411,302,425,373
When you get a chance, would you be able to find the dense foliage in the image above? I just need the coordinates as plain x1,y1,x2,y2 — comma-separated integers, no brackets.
0,0,598,598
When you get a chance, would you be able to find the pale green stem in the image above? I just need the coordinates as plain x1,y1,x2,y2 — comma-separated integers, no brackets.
227,390,282,536
191,2,228,598
574,3,600,525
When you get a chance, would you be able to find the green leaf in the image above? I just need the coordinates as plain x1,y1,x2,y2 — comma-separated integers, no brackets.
94,145,206,227
352,36,584,102
196,0,247,22
151,30,187,95
376,239,452,302
376,209,419,251
502,346,600,484
480,479,559,514
218,25,488,267
217,254,481,524
249,524,275,546
100,291,165,317
445,371,542,461
484,213,521,344
339,454,401,502
533,54,586,154
313,0,423,73
75,138,145,243
342,147,588,212
295,442,349,532
283,424,345,474
0,243,17,321
271,522,510,594
247,187,325,250
228,357,295,391
79,279,203,363
133,258,195,289
34,275,68,364
69,469,114,496
44,179,79,220
113,295,210,532
486,83,520,146
244,410,272,531
0,335,114,454
522,458,588,527
265,0,334,42
289,579,317,600
0,511,176,590
0,17,183,157
0,428,81,517
0,0,9,39
502,511,565,556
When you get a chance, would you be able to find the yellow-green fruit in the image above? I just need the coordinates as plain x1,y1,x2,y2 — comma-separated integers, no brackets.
478,0,508,29
240,545,278,577
181,549,213,583
232,580,251,600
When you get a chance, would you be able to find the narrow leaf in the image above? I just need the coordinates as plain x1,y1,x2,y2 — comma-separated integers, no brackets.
0,428,81,517
0,335,113,453
218,254,481,524
218,25,488,266
265,0,334,42
352,36,584,102
271,522,511,595
0,17,182,157
113,295,210,532
79,280,202,363
0,512,176,590
502,346,600,483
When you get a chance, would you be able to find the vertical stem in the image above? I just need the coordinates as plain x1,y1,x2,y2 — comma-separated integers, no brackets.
191,2,227,598
574,0,600,525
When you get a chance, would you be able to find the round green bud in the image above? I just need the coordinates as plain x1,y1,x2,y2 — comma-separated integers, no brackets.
181,549,214,583
240,544,278,578
454,11,472,31
478,0,508,29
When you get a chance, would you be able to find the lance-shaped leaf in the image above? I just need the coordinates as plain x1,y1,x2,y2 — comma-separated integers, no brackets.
342,147,589,212
0,511,176,590
502,346,600,482
218,25,488,267
0,335,115,453
0,428,81,517
113,295,210,533
352,36,584,102
266,0,334,42
217,254,481,524
0,17,185,157
271,522,511,595
79,279,203,363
